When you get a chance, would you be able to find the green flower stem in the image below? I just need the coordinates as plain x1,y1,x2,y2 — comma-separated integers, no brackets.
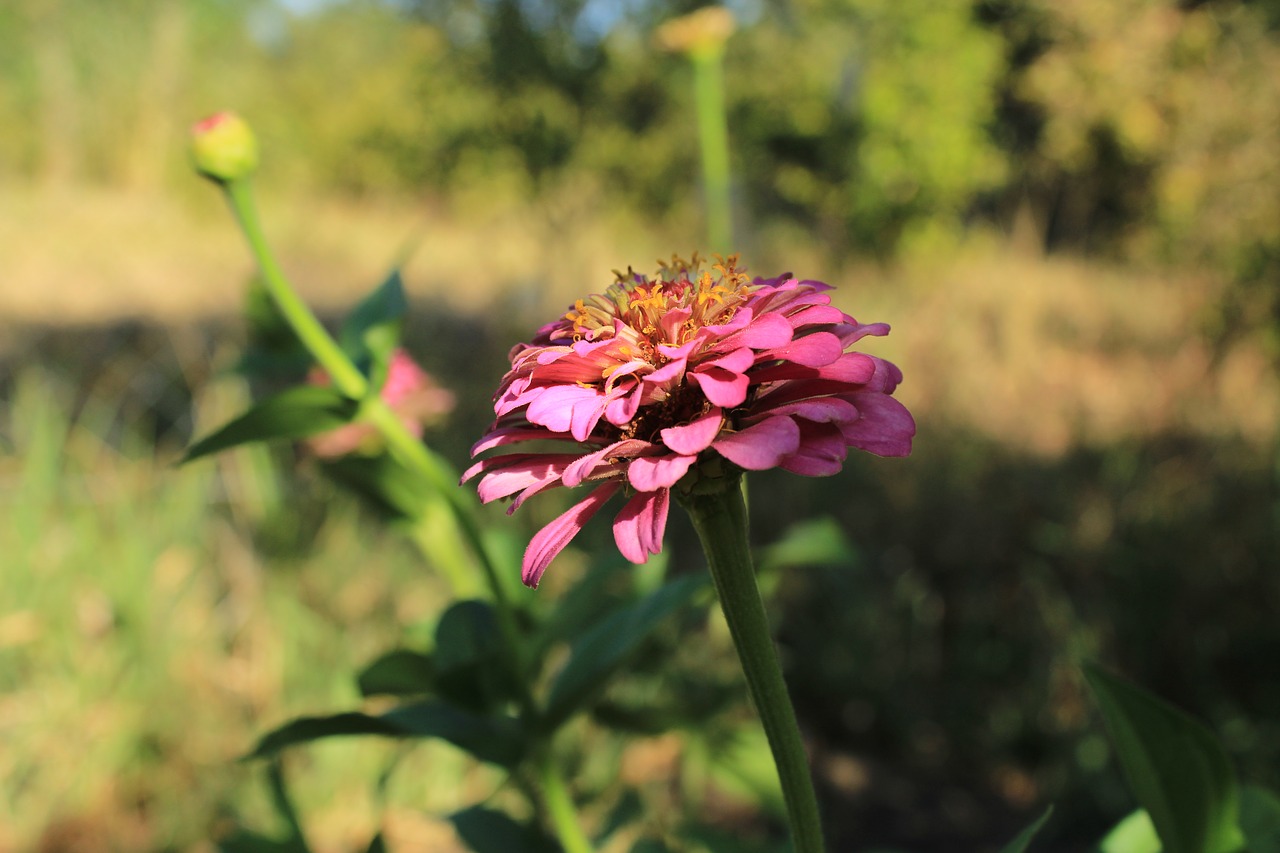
536,750,593,853
690,46,732,254
681,482,825,853
220,178,532,711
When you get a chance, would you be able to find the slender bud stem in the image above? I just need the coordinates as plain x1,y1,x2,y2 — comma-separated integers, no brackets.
680,482,826,853
218,178,533,713
691,46,732,254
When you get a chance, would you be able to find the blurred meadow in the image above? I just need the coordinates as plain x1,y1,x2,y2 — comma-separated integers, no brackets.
2,0,1280,851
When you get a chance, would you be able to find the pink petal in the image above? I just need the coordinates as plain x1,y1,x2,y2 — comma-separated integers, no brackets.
475,454,578,503
779,422,848,476
712,416,801,470
721,312,794,350
759,331,844,368
748,352,877,386
689,367,750,408
628,453,697,491
748,396,859,425
612,489,670,564
838,393,916,457
471,425,559,456
784,305,849,329
562,439,653,487
863,356,905,393
835,321,890,345
604,385,642,426
525,384,609,441
660,407,724,454
522,482,621,588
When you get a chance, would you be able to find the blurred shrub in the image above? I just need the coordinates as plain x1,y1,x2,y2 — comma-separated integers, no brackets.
1,0,1278,290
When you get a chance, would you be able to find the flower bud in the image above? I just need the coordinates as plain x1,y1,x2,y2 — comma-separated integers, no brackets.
655,7,735,59
190,112,258,184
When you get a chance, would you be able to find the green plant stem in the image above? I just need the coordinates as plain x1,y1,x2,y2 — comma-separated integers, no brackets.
536,750,593,853
220,178,531,712
690,46,732,254
681,482,825,853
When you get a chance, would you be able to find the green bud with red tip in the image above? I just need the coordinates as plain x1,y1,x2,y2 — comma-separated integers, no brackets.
190,111,258,184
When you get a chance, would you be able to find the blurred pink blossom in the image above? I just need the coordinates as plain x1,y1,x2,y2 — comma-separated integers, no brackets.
464,256,915,587
307,348,454,458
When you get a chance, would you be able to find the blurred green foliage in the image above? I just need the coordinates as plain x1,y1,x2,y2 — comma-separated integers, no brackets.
2,0,1277,282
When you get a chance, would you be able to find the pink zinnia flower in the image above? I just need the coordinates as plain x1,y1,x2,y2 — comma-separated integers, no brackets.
464,256,915,588
308,348,455,458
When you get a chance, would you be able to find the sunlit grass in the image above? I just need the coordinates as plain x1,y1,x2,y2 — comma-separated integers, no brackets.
0,368,490,851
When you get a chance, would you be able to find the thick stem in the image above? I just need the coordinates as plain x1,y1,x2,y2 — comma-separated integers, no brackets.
681,484,825,853
536,751,593,853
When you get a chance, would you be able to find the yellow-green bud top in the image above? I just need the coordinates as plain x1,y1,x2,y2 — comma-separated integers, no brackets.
190,111,259,184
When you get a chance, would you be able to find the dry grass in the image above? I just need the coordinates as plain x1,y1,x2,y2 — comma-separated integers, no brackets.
6,187,1275,457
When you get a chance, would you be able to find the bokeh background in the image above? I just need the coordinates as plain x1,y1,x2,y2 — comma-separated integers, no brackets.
2,0,1279,850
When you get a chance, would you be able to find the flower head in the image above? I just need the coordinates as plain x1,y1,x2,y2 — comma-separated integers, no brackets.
308,348,455,458
464,255,915,588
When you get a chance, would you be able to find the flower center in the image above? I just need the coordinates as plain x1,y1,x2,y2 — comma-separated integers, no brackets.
558,255,753,354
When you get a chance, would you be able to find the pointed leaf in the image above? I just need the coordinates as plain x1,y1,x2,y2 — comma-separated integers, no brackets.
321,453,433,522
340,270,407,380
218,832,309,853
248,702,524,767
1100,810,1162,853
364,834,387,853
1084,664,1245,853
183,386,358,462
357,649,436,698
757,517,858,575
434,600,517,712
542,575,705,732
998,805,1054,853
449,807,560,853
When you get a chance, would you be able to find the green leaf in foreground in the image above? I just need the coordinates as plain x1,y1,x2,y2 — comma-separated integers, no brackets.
183,385,358,462
541,575,705,732
1099,809,1161,853
340,270,407,382
1241,786,1280,853
433,600,517,712
449,806,560,853
998,805,1054,853
247,702,524,767
1083,664,1245,853
357,649,436,697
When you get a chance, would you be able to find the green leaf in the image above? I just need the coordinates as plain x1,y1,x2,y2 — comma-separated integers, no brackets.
706,727,785,817
449,807,560,853
541,575,705,732
247,702,524,767
357,649,435,698
218,831,310,853
597,790,644,846
321,453,433,522
628,841,674,853
433,600,518,713
1100,810,1162,853
340,270,407,382
1083,664,1245,853
757,517,858,575
998,805,1053,853
1241,786,1280,853
679,823,789,853
183,386,358,463
364,834,387,853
